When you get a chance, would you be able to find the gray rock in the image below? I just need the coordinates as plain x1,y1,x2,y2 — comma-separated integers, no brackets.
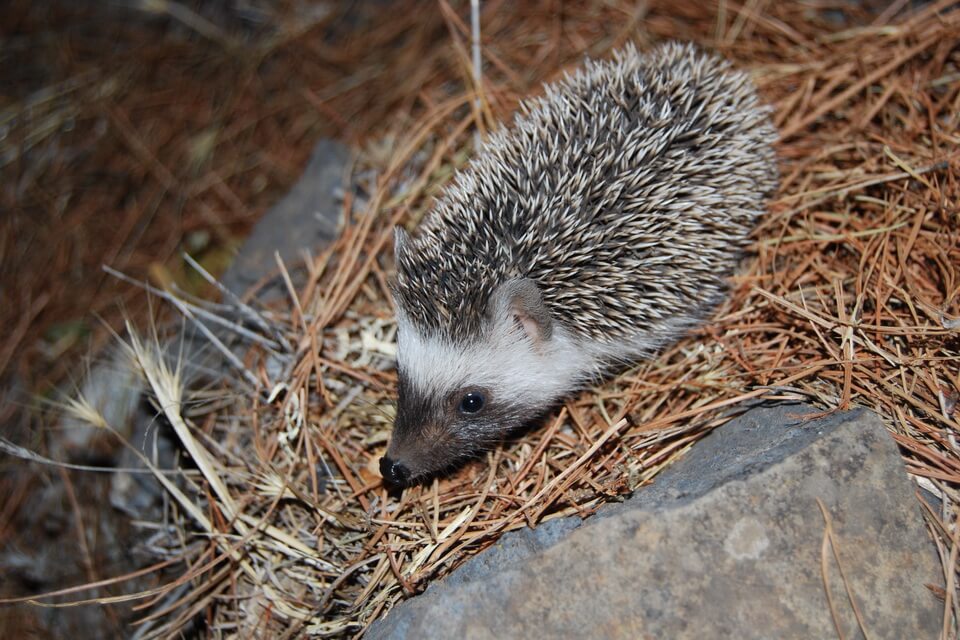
104,138,350,518
46,138,350,475
221,138,349,296
367,403,942,639
0,140,354,639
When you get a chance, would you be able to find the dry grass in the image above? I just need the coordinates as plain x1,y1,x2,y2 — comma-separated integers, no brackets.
2,0,959,637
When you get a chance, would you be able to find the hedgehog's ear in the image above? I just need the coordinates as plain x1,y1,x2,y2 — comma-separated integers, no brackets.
393,226,410,263
493,278,553,345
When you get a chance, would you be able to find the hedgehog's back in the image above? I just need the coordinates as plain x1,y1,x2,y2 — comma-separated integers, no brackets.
394,42,778,346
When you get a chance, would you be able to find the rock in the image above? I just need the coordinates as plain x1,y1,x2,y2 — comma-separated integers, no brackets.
221,138,349,297
105,138,350,518
0,138,353,640
54,345,144,464
46,137,350,492
367,403,942,639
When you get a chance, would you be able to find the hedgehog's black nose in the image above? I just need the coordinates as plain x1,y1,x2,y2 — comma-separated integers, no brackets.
379,456,410,486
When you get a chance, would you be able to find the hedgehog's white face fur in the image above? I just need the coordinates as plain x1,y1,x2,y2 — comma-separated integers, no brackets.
385,277,595,484
380,41,779,486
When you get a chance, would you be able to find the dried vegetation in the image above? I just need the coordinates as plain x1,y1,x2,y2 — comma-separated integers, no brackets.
1,0,959,637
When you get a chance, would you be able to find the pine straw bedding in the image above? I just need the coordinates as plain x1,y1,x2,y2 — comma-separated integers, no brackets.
6,0,960,637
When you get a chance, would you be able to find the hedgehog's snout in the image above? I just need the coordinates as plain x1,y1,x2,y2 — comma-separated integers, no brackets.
381,422,450,487
379,455,411,487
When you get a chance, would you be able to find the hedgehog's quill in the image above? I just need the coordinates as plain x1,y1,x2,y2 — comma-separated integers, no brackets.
381,42,778,486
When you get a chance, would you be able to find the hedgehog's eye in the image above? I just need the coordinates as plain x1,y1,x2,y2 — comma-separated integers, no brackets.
458,391,485,414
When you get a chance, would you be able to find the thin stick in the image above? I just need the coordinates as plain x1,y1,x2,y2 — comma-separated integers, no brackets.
471,0,483,148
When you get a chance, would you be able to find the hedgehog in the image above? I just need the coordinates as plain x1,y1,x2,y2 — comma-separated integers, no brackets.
380,41,778,487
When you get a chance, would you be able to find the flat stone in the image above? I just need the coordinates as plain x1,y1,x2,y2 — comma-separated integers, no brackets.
367,403,942,639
